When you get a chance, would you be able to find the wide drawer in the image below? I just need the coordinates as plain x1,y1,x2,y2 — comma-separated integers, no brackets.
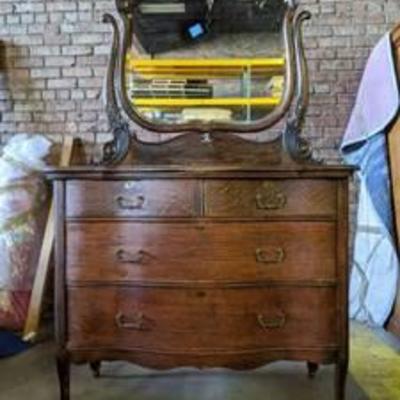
66,180,199,218
204,179,337,218
66,222,336,283
67,287,337,351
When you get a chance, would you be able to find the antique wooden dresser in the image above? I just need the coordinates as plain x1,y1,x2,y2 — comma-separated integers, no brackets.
48,1,353,399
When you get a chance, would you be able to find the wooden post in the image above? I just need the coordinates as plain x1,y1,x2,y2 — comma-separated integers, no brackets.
23,136,74,342
387,24,400,337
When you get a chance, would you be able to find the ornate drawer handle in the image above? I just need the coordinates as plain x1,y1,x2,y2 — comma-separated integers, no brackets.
257,312,286,330
115,312,147,330
255,247,285,264
255,182,286,210
116,249,146,265
116,194,145,210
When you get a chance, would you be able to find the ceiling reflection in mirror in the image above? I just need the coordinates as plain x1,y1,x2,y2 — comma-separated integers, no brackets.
125,0,287,126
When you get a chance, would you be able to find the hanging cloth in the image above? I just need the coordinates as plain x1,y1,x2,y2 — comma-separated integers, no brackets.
341,33,400,326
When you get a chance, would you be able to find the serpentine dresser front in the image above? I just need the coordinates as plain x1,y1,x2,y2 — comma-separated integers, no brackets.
50,151,351,400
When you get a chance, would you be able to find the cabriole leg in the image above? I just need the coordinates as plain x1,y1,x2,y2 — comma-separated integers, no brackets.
56,356,70,400
307,362,319,379
90,361,102,378
335,358,348,400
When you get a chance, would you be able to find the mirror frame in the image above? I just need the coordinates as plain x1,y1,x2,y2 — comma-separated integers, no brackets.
101,0,313,164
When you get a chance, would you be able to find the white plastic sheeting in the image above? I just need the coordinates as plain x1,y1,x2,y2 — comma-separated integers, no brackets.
0,134,52,330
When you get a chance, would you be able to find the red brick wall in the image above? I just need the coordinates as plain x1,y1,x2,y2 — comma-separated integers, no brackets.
0,1,399,161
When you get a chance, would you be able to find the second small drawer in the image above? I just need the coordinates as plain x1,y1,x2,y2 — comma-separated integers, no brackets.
204,179,337,218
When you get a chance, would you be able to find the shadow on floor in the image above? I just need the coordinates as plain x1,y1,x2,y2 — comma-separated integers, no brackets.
2,323,400,399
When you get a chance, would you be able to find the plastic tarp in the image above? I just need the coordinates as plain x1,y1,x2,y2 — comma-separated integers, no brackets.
0,134,52,331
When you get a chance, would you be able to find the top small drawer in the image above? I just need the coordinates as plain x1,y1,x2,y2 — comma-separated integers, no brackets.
204,179,337,218
66,180,199,218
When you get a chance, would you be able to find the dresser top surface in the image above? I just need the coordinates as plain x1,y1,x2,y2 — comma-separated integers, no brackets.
46,164,354,181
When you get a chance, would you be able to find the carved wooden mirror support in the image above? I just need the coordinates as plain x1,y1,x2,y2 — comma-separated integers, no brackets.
100,0,316,165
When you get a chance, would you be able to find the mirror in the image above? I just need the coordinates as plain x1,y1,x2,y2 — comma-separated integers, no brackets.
123,0,290,129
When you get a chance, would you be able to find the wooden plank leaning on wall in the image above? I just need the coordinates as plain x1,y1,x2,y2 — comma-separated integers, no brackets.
387,23,400,338
23,136,74,342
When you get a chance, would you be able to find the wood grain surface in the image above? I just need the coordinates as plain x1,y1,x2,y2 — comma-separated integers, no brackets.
205,179,337,217
387,23,400,338
66,179,199,218
67,286,337,352
51,139,352,400
66,221,337,283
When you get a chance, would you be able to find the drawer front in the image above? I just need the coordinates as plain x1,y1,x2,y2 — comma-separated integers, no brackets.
66,222,336,283
204,179,337,218
66,180,199,218
67,287,337,351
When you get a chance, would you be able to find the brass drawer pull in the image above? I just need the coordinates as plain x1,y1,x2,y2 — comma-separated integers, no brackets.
257,312,286,330
255,182,286,210
116,249,147,265
255,247,285,264
115,312,147,330
116,194,145,210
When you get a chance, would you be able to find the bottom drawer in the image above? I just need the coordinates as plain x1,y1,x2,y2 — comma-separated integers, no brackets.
67,287,337,352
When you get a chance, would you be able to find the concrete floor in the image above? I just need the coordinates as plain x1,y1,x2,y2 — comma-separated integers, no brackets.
2,324,400,400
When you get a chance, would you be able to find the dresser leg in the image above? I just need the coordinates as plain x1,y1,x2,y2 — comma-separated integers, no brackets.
90,361,101,378
307,362,319,379
335,359,348,400
56,356,70,400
